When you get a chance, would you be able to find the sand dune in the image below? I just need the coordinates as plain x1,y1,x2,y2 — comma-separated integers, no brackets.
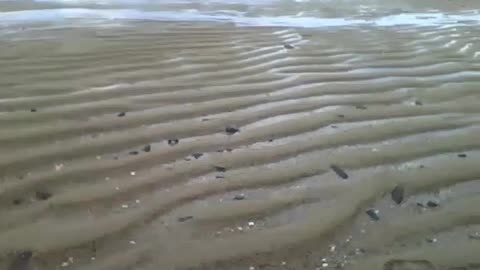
1,16,480,270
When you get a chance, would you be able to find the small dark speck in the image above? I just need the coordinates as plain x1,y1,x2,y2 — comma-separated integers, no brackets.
426,201,439,208
215,166,226,172
337,114,345,118
268,138,274,142
355,105,367,110
215,175,225,179
331,125,338,129
117,112,126,117
192,153,203,159
330,164,348,179
13,198,23,205
184,158,191,161
177,216,193,222
168,139,179,146
201,118,210,122
419,165,425,168
415,100,423,106
129,151,139,155
225,126,240,135
226,149,233,152
143,145,151,152
391,185,405,205
233,194,246,200
217,149,224,153
30,108,37,112
366,209,380,221
35,191,52,201
284,44,294,49
458,153,467,158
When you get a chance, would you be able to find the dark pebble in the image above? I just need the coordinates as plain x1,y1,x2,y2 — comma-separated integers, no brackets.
337,114,345,118
117,112,126,117
201,118,209,122
417,202,425,208
330,164,348,179
225,126,240,135
284,44,294,49
30,108,37,112
414,100,423,106
177,216,193,222
268,138,274,142
35,191,52,201
419,165,425,168
391,185,405,205
425,238,437,243
457,153,467,158
426,201,439,208
233,194,246,200
331,125,338,128
366,209,380,221
192,153,203,159
184,158,191,161
9,251,33,270
215,175,225,179
215,166,226,172
226,149,233,152
168,139,179,146
384,259,435,270
12,198,23,205
355,105,367,110
143,145,151,152
129,151,139,155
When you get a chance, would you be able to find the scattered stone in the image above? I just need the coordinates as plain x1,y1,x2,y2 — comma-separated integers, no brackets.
391,185,405,205
248,221,255,227
12,198,23,205
192,153,203,159
233,194,246,200
337,114,345,118
457,153,467,158
9,251,33,270
331,125,338,128
201,118,209,122
215,166,227,172
184,158,191,161
330,165,348,179
143,145,151,152
469,232,480,240
178,216,193,222
417,202,425,208
237,226,243,231
426,200,439,208
168,139,179,146
355,105,367,110
129,151,139,155
216,175,225,179
268,138,274,142
366,209,380,221
30,108,37,112
225,126,240,135
419,165,425,168
35,191,52,201
226,149,233,152
55,163,64,171
117,112,126,117
414,100,423,106
384,259,435,270
284,44,294,49
426,238,437,243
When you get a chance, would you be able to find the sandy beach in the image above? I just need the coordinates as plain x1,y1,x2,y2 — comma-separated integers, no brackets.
1,1,480,269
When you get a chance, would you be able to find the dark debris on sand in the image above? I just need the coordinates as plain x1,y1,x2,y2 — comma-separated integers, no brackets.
117,112,126,117
192,153,203,159
168,139,179,146
35,191,52,201
457,153,467,158
12,198,23,205
129,151,139,155
215,166,227,172
30,108,37,112
177,216,193,222
330,165,348,179
391,185,405,205
283,44,294,49
225,126,240,135
233,194,246,200
366,209,380,221
355,105,367,110
143,145,151,152
414,100,423,106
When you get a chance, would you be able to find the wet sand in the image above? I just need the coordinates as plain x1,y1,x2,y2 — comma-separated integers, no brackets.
1,4,480,270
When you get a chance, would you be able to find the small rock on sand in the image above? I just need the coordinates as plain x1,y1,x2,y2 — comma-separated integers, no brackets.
129,151,139,155
117,112,126,117
457,153,467,158
12,198,23,205
30,108,37,112
414,100,423,106
366,209,380,221
168,139,179,146
215,166,227,172
143,145,151,152
225,126,240,135
355,105,367,110
391,185,405,205
284,44,294,49
233,194,246,200
330,165,348,179
426,200,439,208
35,191,52,201
192,153,203,159
178,216,193,222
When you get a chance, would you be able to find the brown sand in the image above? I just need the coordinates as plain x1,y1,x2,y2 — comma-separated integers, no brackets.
1,18,480,270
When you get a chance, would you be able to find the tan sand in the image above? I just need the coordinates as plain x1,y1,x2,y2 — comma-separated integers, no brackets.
1,19,480,270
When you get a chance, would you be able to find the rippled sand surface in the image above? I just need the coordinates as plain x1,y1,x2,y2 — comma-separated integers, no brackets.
1,1,480,270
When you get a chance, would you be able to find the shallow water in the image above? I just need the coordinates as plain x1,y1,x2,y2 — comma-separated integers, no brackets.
1,1,480,270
